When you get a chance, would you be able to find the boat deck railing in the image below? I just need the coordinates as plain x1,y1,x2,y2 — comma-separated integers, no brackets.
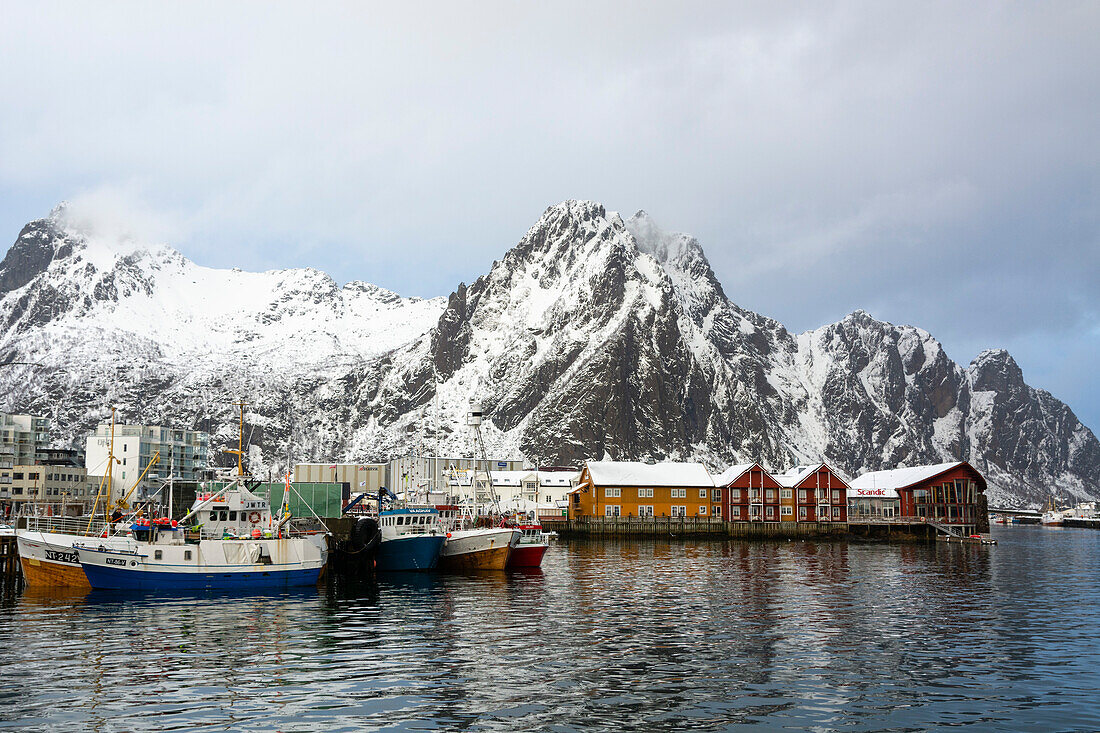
20,515,109,537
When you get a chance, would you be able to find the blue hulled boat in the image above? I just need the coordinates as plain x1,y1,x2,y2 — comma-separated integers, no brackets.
375,507,446,571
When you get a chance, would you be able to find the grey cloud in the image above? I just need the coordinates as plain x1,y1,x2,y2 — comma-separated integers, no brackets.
0,1,1096,425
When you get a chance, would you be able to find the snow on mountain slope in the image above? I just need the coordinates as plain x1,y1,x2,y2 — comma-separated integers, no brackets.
1,200,1097,506
0,204,444,374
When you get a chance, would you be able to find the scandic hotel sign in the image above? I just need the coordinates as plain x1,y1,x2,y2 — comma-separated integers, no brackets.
852,488,892,497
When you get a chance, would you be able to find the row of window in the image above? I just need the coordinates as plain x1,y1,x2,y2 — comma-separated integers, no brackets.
729,488,845,502
601,503,849,520
604,487,723,500
6,486,87,496
605,505,723,517
730,505,844,519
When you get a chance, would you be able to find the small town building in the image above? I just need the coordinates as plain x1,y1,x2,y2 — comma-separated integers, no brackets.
849,461,987,532
569,461,716,519
295,463,387,495
714,463,782,522
6,464,100,517
85,422,210,503
773,463,849,522
388,454,525,499
0,412,51,465
539,470,578,516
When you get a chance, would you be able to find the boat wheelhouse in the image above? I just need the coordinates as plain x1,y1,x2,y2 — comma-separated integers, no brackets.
375,507,446,572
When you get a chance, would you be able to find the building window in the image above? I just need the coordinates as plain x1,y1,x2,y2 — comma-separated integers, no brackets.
832,489,842,502
781,506,793,516
714,506,721,517
798,489,807,502
699,506,707,515
638,488,654,498
13,472,22,480
765,488,776,500
781,489,792,499
671,488,687,498
604,487,621,498
699,488,707,498
766,506,776,520
730,488,741,501
833,506,841,518
605,505,621,517
712,489,721,501
671,505,687,517
750,506,761,518
799,506,807,520
639,505,654,517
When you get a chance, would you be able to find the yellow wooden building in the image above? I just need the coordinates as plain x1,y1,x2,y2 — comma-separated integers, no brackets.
569,461,719,519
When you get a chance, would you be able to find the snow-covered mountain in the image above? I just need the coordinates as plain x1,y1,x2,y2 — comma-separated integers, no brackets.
2,201,1096,506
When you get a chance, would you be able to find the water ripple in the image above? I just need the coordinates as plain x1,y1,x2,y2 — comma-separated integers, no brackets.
2,526,1100,731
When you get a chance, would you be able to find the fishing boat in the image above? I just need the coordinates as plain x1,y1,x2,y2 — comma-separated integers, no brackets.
375,507,447,571
75,402,330,591
433,505,519,571
1040,495,1064,526
75,474,328,590
16,407,151,588
16,514,123,587
506,522,549,568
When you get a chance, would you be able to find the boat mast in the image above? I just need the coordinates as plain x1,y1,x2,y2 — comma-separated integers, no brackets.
167,453,174,520
223,400,248,478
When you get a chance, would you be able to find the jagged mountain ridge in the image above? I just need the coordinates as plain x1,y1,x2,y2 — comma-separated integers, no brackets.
1,201,1096,506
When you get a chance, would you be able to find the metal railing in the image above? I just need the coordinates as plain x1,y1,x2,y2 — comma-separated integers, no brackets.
21,515,109,537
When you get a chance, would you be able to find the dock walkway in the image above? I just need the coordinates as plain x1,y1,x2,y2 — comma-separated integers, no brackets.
543,516,943,541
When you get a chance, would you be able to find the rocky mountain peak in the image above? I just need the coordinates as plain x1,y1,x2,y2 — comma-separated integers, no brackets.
968,348,1025,393
0,214,76,294
0,201,1095,507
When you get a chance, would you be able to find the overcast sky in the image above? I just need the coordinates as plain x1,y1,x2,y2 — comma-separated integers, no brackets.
1,2,1097,430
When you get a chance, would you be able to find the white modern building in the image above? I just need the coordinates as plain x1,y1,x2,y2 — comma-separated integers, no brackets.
0,413,51,465
85,422,210,503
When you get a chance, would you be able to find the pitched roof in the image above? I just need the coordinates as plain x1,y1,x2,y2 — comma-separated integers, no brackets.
849,462,968,498
772,463,851,489
584,461,715,487
713,463,756,487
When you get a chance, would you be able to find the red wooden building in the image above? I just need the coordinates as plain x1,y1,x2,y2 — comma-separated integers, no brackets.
714,463,782,521
773,463,849,522
849,461,988,533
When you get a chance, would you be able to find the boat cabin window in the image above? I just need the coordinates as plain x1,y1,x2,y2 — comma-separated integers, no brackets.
154,550,163,560
229,511,237,521
184,550,192,560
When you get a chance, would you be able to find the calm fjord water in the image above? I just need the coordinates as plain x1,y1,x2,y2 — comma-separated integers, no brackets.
3,526,1100,732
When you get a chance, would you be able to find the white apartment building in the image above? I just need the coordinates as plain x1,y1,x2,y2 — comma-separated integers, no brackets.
0,413,51,465
85,423,210,503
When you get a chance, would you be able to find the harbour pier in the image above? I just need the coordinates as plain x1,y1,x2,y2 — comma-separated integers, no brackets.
0,533,21,589
542,516,946,542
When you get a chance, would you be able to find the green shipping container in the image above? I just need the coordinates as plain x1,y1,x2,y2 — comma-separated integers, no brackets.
212,481,344,519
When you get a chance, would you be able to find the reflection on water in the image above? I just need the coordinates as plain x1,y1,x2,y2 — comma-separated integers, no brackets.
2,526,1099,731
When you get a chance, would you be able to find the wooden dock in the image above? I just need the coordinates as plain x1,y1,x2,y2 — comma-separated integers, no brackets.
543,516,944,542
0,534,22,589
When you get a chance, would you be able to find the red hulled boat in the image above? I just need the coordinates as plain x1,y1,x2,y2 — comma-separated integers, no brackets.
506,523,549,568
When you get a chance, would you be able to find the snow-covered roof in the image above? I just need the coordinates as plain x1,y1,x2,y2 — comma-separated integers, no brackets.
488,470,537,486
772,463,850,488
849,462,967,498
713,463,756,487
539,472,578,486
584,461,714,487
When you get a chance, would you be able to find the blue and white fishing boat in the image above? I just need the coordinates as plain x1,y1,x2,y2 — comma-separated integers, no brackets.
375,507,446,571
75,475,329,590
